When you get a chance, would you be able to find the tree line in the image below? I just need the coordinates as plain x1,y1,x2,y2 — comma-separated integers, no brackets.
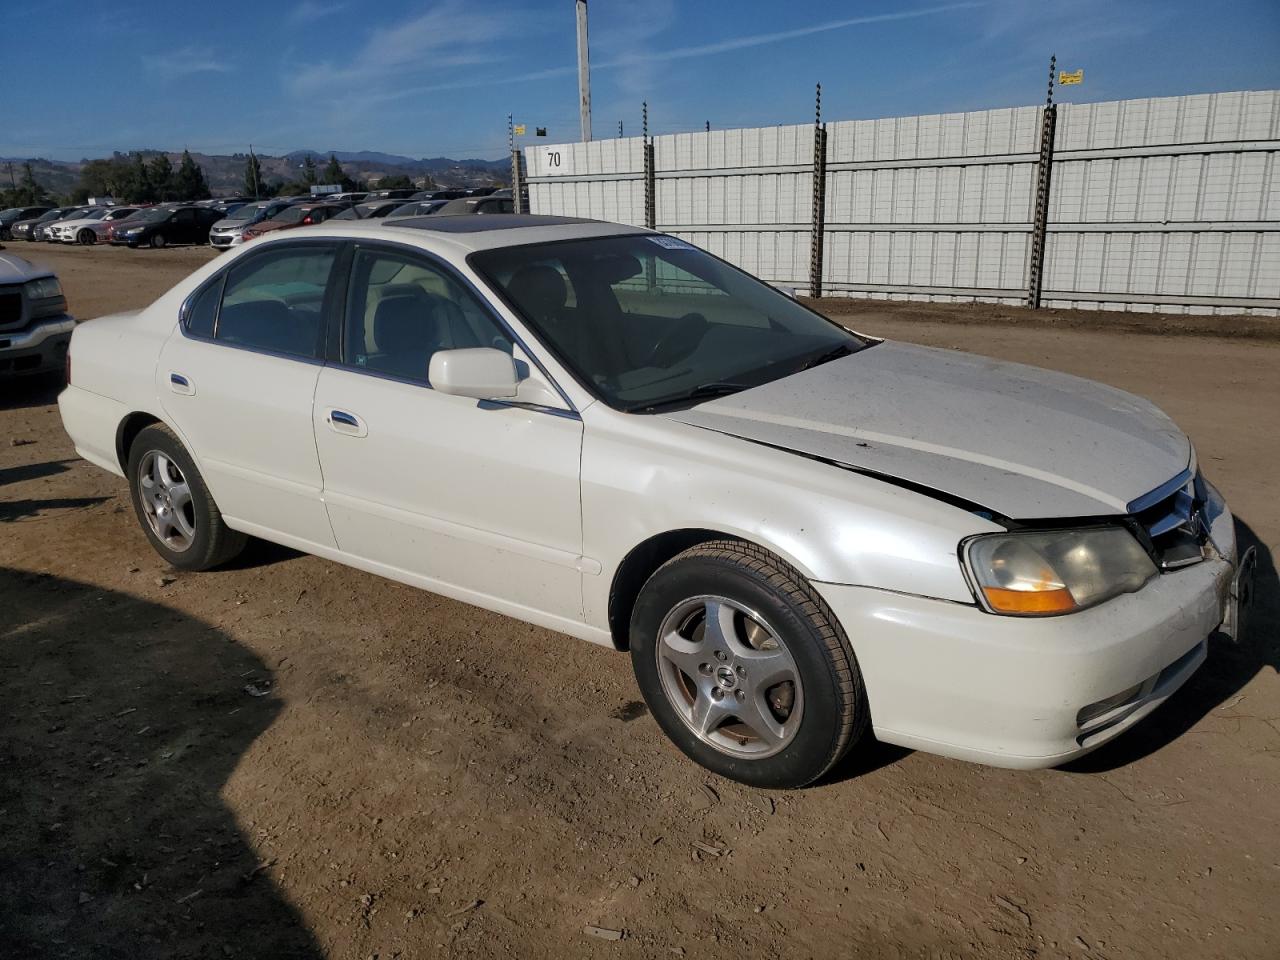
3,151,439,209
250,154,430,199
1,150,212,207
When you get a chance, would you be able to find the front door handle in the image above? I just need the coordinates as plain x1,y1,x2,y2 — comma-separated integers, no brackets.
326,409,367,437
168,372,195,396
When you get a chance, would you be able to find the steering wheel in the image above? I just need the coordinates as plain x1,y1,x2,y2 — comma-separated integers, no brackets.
647,312,710,367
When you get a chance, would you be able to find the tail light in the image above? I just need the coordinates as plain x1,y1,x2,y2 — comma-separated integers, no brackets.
302,216,313,225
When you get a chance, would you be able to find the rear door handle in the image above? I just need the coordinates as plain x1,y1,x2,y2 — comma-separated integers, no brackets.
326,409,367,437
168,372,195,396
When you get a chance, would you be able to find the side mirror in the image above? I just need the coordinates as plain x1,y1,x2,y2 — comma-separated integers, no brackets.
429,347,520,400
773,284,798,299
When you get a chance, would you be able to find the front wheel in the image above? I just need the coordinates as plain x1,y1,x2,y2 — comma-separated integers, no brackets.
630,540,869,788
127,424,246,571
149,232,167,249
77,228,96,245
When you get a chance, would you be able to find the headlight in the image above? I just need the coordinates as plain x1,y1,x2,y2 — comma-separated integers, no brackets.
25,276,63,300
964,527,1156,616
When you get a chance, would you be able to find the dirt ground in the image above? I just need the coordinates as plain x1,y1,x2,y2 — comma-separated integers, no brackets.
2,241,1278,960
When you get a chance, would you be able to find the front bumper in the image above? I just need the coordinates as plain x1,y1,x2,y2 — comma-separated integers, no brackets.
816,520,1238,769
0,315,75,376
209,230,244,249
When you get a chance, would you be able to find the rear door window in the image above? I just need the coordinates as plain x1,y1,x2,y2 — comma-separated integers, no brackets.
213,245,337,359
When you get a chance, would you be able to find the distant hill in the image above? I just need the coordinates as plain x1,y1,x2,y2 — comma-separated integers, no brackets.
2,149,510,198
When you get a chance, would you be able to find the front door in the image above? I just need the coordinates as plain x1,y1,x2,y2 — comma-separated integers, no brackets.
313,243,585,623
158,240,340,549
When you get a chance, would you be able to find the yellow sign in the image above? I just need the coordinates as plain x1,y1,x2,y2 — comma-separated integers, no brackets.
513,124,527,135
1059,69,1083,85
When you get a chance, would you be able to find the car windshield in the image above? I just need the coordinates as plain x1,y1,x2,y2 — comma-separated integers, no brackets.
472,234,869,412
274,206,308,224
79,209,108,221
38,210,67,221
228,202,268,220
135,208,170,222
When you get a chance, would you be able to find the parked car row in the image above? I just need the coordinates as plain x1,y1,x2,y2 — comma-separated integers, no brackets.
0,185,512,252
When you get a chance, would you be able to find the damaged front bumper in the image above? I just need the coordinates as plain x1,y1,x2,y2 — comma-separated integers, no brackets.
814,496,1250,770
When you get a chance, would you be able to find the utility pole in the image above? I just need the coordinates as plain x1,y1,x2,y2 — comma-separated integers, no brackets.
249,144,260,199
576,0,592,142
618,121,623,138
6,161,15,191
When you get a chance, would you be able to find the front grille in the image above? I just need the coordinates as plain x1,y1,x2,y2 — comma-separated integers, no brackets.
1130,471,1210,569
0,289,23,331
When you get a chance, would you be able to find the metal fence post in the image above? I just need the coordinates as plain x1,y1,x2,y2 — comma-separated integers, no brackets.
511,148,525,214
642,101,656,230
809,84,828,298
1026,57,1058,308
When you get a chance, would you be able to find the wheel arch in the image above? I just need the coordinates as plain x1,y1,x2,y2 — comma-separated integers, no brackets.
608,529,729,650
606,527,822,651
115,411,163,473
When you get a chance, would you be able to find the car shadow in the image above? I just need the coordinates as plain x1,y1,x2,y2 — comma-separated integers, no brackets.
0,495,111,522
820,737,914,784
0,566,322,958
221,537,304,571
0,371,63,410
0,458,76,487
1062,517,1278,774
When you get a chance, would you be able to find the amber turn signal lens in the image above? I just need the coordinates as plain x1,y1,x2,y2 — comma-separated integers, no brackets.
981,586,1077,615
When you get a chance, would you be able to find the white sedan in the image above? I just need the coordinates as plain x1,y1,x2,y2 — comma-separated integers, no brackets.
58,214,1255,787
51,207,138,245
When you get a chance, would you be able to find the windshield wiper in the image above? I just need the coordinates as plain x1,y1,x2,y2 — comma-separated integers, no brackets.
628,381,750,413
793,341,858,373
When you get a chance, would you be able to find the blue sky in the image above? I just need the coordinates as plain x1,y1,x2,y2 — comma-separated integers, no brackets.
6,0,1279,161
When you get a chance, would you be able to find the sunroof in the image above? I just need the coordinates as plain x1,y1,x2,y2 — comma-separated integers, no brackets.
386,214,595,233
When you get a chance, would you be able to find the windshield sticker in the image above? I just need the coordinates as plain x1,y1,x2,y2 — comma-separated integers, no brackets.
649,235,694,250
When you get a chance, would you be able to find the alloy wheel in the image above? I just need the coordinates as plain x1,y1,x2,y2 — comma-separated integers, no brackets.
655,595,804,759
137,450,196,552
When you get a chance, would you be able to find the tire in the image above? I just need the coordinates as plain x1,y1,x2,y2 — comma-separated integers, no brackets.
150,232,167,249
77,228,96,245
126,424,246,571
630,540,869,789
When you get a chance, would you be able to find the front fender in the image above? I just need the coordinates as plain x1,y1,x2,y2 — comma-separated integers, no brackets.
580,410,999,630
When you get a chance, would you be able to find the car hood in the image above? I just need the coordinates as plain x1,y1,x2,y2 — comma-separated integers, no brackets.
665,341,1190,520
0,252,51,283
211,217,254,231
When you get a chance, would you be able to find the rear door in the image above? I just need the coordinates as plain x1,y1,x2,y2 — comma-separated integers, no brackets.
157,240,342,549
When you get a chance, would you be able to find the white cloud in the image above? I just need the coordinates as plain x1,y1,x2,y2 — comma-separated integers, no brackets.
287,0,525,101
356,2,982,107
288,0,348,24
595,3,985,69
143,47,232,78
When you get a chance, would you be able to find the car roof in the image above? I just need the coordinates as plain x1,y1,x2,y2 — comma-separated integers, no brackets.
287,214,648,255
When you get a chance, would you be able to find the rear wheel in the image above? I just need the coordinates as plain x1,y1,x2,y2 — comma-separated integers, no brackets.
77,228,96,245
150,232,167,249
630,540,868,788
127,424,246,571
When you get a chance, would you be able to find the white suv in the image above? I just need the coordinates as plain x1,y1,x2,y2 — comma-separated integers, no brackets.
0,252,74,376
